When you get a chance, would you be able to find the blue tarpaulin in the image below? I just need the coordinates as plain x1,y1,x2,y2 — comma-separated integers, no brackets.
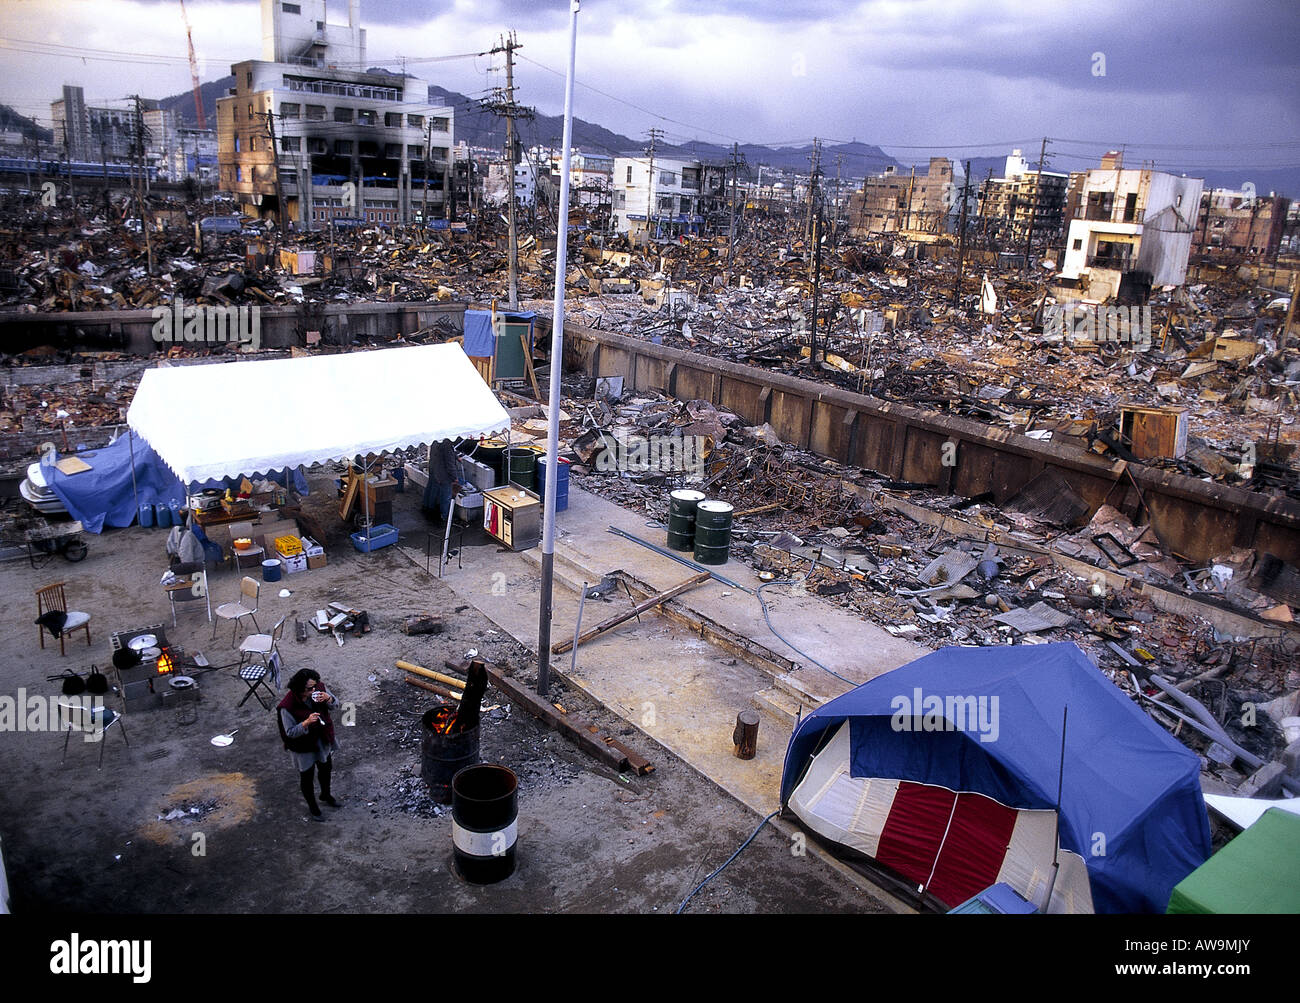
463,310,495,357
780,643,1211,914
42,431,310,534
463,309,537,359
43,430,184,534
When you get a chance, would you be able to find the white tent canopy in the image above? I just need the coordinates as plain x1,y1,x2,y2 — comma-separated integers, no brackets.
127,343,510,485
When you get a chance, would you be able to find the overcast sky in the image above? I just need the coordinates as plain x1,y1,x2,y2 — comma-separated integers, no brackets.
2,0,1296,177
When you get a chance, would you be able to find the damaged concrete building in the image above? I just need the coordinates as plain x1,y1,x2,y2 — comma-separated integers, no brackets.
1057,163,1204,302
978,149,1068,251
1192,187,1292,261
612,154,728,239
847,157,955,237
217,0,455,229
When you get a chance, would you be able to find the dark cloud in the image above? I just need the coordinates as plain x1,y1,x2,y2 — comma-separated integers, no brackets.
856,1,1299,99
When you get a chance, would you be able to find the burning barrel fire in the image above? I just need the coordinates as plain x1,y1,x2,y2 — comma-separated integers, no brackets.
419,660,487,804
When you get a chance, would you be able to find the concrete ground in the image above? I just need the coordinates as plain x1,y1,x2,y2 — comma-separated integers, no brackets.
0,473,891,914
414,478,924,825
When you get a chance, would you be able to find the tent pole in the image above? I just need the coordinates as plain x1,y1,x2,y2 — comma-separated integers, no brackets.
1042,705,1069,913
127,425,141,521
536,0,580,698
363,455,371,534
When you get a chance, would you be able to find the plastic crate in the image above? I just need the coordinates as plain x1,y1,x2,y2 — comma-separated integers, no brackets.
351,523,399,553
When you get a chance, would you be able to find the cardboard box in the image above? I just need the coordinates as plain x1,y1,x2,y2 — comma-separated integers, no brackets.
278,551,307,574
256,518,300,555
306,553,327,570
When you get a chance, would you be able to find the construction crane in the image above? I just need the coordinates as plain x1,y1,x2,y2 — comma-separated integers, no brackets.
179,0,206,129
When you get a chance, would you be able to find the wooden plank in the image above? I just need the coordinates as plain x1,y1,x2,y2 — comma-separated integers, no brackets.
551,570,712,654
54,456,92,475
404,677,462,702
482,664,628,771
338,471,360,521
396,659,465,689
520,332,542,401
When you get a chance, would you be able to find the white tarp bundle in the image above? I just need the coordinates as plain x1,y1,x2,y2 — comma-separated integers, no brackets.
127,343,510,485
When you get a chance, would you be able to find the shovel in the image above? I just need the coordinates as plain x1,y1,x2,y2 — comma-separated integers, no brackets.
210,729,239,747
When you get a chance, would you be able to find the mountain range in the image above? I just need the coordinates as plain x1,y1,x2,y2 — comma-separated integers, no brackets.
5,73,1294,196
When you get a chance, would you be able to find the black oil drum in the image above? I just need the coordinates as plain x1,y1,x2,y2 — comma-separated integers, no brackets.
451,764,518,884
693,499,734,566
472,439,508,483
666,489,705,551
420,705,481,805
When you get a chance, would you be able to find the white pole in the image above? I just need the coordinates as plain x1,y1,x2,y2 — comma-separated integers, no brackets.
537,0,580,697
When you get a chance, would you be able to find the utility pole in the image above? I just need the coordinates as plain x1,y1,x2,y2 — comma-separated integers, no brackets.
724,141,744,286
804,139,821,243
101,137,110,219
132,96,154,274
1023,136,1050,266
422,119,430,227
810,200,824,366
806,138,821,277
832,153,844,244
809,142,824,365
62,120,75,216
952,160,972,309
260,110,286,235
644,126,663,241
978,167,993,247
904,165,916,232
483,32,533,309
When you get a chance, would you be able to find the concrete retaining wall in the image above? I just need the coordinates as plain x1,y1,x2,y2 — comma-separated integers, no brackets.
554,319,1300,565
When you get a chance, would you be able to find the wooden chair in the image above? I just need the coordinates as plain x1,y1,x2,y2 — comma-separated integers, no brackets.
36,582,92,656
212,576,260,646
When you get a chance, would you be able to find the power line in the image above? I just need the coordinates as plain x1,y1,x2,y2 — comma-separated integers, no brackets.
515,51,747,145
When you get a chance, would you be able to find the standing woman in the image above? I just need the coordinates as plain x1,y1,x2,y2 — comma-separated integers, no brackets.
277,668,342,821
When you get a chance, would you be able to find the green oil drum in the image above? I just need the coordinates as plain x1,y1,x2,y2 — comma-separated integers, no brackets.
693,500,734,566
506,447,537,491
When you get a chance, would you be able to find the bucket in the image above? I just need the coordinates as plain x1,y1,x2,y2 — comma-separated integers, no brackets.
536,456,570,513
421,705,481,805
506,447,537,491
667,489,705,552
451,763,518,883
693,500,734,566
138,501,155,528
261,558,282,583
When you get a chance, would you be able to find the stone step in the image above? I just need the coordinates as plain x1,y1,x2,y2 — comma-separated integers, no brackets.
751,685,808,733
774,671,834,710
